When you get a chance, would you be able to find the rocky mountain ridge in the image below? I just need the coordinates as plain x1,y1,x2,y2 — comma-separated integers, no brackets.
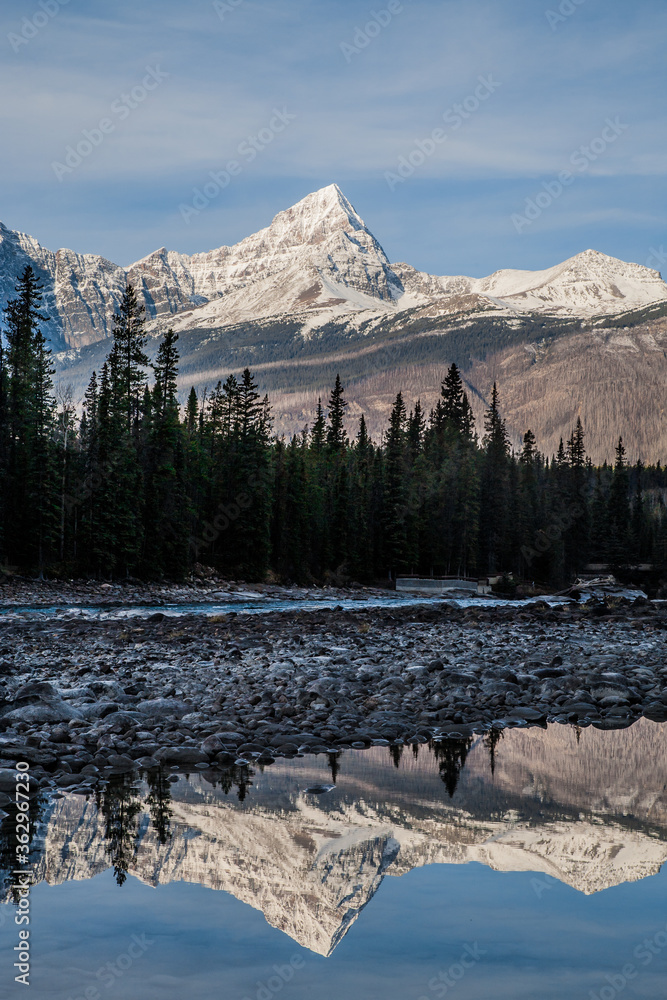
2,185,666,354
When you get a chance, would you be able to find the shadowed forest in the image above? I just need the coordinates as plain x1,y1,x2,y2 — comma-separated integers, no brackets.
1,270,666,586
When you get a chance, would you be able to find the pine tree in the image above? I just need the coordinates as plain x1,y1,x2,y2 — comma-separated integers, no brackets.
310,398,326,452
480,383,510,573
143,330,189,578
630,461,648,561
563,417,589,576
438,363,475,439
326,374,348,452
185,387,198,435
1,266,57,571
321,376,350,572
407,400,425,461
108,283,149,433
305,403,328,576
517,430,544,575
589,468,610,563
383,392,409,574
348,416,376,579
607,437,631,565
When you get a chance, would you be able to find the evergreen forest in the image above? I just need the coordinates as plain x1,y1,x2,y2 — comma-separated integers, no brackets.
1,269,666,587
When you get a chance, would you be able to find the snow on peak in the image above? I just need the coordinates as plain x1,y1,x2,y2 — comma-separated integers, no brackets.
255,183,368,248
437,248,667,317
1,189,667,352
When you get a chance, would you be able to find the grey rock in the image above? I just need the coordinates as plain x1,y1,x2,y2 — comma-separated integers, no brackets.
2,702,84,724
135,756,159,768
0,768,39,792
137,698,190,718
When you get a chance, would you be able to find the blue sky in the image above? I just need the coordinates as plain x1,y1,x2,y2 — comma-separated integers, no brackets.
1,0,665,276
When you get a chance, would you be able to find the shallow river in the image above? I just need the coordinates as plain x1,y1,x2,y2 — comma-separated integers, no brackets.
0,592,576,621
1,721,665,998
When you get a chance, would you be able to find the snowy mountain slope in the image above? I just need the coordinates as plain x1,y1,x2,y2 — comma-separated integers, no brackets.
1,185,666,355
0,221,127,349
457,248,667,316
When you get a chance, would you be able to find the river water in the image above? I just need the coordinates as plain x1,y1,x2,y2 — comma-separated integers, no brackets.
0,592,580,621
1,720,665,999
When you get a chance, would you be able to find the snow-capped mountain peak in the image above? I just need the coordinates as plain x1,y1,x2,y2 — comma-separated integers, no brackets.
1,187,666,354
262,182,368,245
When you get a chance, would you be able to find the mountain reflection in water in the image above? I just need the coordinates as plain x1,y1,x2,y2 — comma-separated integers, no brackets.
1,720,665,961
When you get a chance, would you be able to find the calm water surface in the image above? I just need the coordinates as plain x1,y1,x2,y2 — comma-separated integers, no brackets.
1,721,666,999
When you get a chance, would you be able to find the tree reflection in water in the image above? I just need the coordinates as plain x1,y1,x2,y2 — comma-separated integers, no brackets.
431,737,474,798
328,752,341,784
194,764,254,802
97,775,143,887
146,769,173,846
483,728,504,776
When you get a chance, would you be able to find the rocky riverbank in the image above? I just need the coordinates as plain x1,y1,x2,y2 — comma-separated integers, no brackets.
0,595,666,802
0,576,382,607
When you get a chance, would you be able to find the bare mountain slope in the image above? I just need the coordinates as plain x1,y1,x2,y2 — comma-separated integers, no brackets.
260,316,667,463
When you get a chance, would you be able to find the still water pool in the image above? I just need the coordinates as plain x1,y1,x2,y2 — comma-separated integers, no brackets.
1,721,665,999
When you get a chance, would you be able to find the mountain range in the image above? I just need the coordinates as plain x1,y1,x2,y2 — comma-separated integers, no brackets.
2,185,667,460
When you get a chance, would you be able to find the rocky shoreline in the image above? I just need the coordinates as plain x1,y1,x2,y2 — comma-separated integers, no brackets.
0,576,382,607
0,590,666,804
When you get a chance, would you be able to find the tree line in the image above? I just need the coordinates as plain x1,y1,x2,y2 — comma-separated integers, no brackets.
1,268,666,585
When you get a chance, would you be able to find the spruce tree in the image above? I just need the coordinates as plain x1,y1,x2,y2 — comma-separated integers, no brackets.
607,437,631,565
326,374,348,452
2,266,57,571
185,387,198,436
144,330,188,578
108,283,149,433
480,383,510,573
383,392,409,574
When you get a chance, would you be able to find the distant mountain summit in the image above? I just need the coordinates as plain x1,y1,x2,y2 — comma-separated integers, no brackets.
1,184,666,352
